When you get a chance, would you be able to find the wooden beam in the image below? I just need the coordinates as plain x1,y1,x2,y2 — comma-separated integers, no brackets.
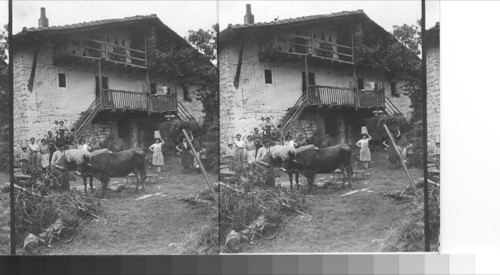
27,46,40,92
304,55,309,103
234,41,245,89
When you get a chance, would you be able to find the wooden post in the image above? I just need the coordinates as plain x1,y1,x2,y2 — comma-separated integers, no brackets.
304,55,309,103
144,27,151,115
98,59,103,107
182,129,218,204
383,124,419,195
351,23,358,109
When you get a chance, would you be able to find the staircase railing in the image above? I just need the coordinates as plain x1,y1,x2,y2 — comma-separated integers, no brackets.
177,100,196,122
279,93,309,139
384,96,405,117
74,98,100,141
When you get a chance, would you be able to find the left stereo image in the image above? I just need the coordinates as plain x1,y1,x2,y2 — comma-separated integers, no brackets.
5,1,219,255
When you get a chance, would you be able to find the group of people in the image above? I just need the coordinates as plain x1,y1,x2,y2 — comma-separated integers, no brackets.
16,121,80,174
225,117,309,171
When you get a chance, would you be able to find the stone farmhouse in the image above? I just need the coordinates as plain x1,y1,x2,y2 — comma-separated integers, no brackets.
426,23,440,153
220,5,418,147
12,8,205,148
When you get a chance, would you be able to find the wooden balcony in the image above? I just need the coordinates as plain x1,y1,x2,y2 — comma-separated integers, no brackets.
100,89,177,113
271,34,354,64
307,85,384,109
54,37,147,69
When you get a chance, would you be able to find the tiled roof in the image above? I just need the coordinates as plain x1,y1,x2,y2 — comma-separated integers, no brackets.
227,10,365,30
15,15,160,37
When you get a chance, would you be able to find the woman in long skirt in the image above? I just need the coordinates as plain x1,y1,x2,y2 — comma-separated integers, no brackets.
39,139,50,174
149,138,165,173
356,134,372,169
176,137,194,172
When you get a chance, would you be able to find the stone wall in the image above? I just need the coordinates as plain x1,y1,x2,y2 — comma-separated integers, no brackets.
426,45,440,152
80,122,111,145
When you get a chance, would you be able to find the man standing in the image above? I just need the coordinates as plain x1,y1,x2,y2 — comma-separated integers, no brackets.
255,138,275,188
233,134,246,169
49,146,70,191
27,138,40,173
46,131,57,163
252,128,263,157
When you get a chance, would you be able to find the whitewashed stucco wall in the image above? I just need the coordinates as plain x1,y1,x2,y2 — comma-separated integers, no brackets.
14,40,204,144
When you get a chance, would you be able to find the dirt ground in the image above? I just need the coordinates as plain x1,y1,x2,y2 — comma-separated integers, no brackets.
37,156,216,255
241,150,423,253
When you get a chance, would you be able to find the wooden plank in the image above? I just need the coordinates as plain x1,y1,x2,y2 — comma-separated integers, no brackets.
234,41,245,89
27,46,40,92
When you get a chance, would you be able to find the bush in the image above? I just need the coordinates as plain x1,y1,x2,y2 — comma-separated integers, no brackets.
383,186,440,252
0,192,10,254
13,187,103,247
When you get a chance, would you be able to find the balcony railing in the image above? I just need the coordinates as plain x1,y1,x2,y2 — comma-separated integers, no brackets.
100,89,177,113
272,34,354,64
307,85,385,109
54,37,147,69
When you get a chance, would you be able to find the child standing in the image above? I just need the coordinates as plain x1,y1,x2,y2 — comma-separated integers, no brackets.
226,143,236,171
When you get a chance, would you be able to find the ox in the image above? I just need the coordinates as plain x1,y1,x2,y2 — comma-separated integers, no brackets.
278,145,353,193
80,148,147,196
269,145,301,190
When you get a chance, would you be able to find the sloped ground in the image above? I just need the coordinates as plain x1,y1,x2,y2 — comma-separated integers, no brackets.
241,151,422,253
38,157,216,255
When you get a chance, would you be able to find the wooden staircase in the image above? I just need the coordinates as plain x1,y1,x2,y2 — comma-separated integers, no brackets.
279,94,309,139
384,96,405,118
74,98,100,142
177,100,196,122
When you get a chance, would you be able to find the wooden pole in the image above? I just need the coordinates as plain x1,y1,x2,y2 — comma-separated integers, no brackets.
182,129,218,204
304,55,309,103
98,59,103,106
145,27,151,115
383,124,419,195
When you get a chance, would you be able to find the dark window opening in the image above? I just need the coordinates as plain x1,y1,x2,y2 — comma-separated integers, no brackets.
374,82,380,90
391,82,399,96
357,78,364,90
302,72,316,93
183,87,190,101
264,70,273,84
150,83,157,95
95,76,109,97
58,73,66,88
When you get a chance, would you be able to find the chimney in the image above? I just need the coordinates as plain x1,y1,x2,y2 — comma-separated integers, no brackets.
38,7,49,28
244,4,254,25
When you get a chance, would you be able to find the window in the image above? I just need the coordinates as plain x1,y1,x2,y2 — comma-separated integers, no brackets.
183,86,190,101
58,73,66,88
391,82,399,96
150,83,157,95
301,72,316,93
357,78,364,90
264,70,272,84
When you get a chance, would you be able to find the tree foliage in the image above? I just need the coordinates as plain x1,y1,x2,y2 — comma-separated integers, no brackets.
150,25,218,126
0,24,7,61
354,21,423,118
187,24,218,61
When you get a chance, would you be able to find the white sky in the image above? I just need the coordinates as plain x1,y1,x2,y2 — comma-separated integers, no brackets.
220,1,440,33
11,1,217,37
